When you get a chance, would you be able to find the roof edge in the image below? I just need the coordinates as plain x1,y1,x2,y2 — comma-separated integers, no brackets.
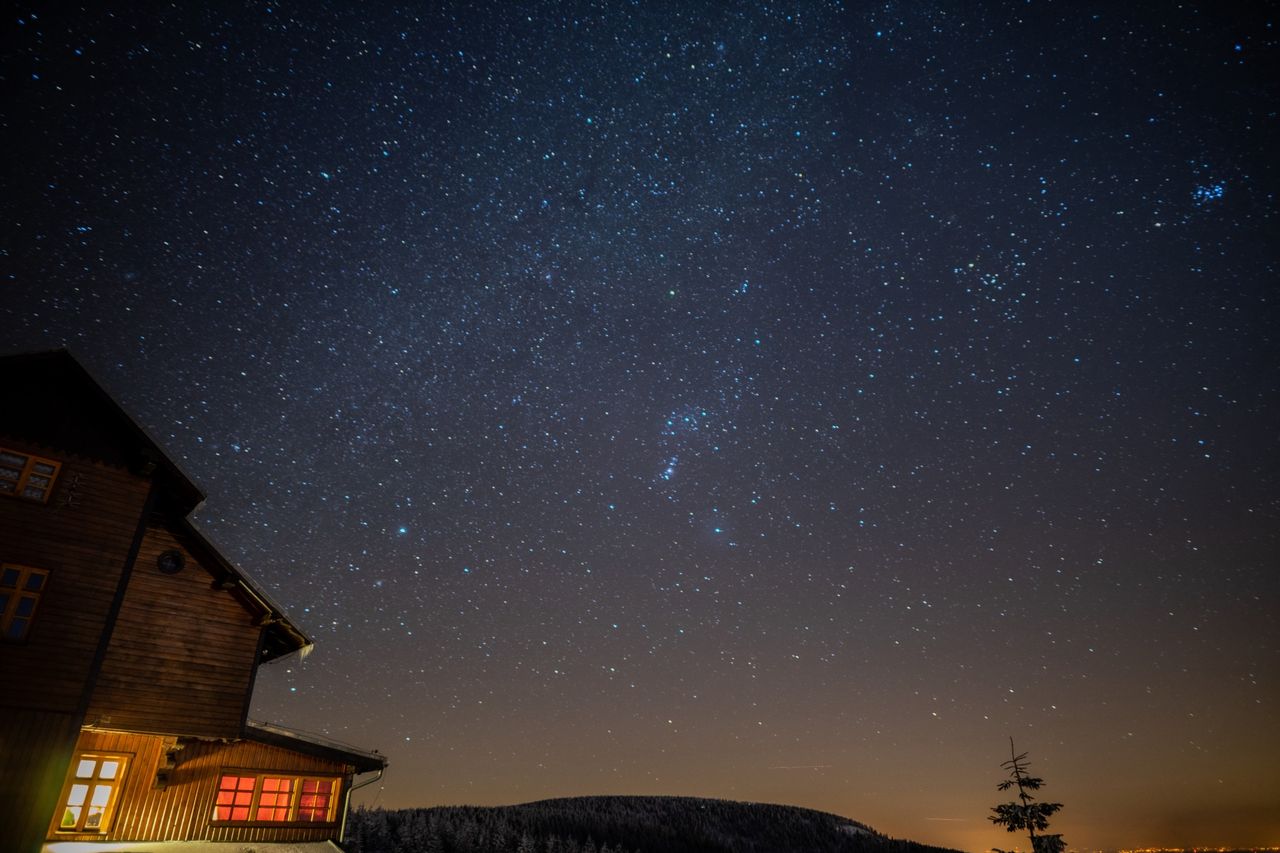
245,720,388,773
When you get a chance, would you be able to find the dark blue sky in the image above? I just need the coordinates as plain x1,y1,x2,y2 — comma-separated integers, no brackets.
4,3,1277,849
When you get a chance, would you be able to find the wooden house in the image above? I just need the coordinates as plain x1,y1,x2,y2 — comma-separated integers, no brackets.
0,351,387,853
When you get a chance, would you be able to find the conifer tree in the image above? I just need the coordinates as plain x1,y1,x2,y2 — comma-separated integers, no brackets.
989,738,1065,853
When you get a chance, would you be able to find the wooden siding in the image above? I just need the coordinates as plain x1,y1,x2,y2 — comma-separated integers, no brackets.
0,438,151,715
85,522,264,738
49,729,353,844
0,708,81,853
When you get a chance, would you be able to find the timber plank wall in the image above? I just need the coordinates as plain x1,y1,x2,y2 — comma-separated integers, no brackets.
0,435,153,853
86,520,263,739
50,729,352,844
0,437,151,714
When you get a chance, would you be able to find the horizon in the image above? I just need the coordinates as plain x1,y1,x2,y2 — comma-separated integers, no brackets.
6,2,1277,851
341,794,1280,853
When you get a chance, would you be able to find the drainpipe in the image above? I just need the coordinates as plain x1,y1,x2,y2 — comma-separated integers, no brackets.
340,765,385,845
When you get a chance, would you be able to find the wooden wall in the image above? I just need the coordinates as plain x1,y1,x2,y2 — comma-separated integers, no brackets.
49,729,352,844
85,521,264,739
0,708,82,853
0,435,152,853
0,437,151,715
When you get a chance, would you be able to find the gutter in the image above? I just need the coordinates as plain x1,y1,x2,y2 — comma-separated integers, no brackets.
340,766,386,844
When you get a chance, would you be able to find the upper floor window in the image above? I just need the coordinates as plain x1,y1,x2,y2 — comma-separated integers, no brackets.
0,447,61,503
57,753,129,833
1,563,48,641
214,772,341,824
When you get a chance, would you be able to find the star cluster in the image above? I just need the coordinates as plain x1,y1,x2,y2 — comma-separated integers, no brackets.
4,3,1277,850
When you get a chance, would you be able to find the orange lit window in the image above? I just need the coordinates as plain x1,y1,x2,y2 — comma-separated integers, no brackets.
214,775,255,821
297,777,338,822
56,754,128,833
1,564,49,642
212,772,340,824
256,776,294,821
0,447,61,503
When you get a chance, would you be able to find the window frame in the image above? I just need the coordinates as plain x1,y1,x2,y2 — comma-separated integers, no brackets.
212,771,342,825
0,446,62,504
54,752,130,834
0,563,49,642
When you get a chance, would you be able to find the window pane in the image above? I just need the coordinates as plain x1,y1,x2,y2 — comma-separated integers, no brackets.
67,784,89,806
61,806,81,828
0,568,19,588
6,618,29,639
15,596,35,617
297,779,335,821
0,593,9,612
90,784,112,807
24,572,44,591
0,479,15,493
76,759,96,777
27,474,50,488
85,806,105,828
22,485,46,500
32,462,57,475
0,469,18,483
0,451,26,467
99,760,120,780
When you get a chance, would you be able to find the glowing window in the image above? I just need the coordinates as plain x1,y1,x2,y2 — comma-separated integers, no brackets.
0,447,61,503
1,564,50,642
214,775,256,821
297,777,338,822
212,772,341,824
57,753,127,833
256,776,294,821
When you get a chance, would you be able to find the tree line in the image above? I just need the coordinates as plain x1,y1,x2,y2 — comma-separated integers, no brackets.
344,795,964,853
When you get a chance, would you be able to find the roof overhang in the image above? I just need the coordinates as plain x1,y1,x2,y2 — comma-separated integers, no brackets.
245,720,388,774
0,349,206,515
177,520,313,661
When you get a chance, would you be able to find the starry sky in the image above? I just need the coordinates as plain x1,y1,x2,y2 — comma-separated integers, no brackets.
4,2,1278,850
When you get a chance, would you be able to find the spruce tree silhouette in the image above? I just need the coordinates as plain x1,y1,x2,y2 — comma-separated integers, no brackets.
989,738,1064,853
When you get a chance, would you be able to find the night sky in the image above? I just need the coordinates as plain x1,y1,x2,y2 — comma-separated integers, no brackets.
4,3,1278,850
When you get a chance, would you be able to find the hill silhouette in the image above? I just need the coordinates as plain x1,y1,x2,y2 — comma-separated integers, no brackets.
345,795,964,853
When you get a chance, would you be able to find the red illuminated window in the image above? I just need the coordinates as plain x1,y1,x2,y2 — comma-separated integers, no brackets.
214,775,255,821
212,772,340,824
297,777,337,822
256,776,294,821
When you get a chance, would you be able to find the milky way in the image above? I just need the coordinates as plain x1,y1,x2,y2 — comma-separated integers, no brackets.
4,3,1277,849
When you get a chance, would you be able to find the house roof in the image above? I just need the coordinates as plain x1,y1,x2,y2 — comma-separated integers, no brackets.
176,519,313,661
0,348,312,661
0,348,206,514
246,720,388,774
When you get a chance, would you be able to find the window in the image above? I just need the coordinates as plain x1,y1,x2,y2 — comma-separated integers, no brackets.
214,773,340,824
256,777,294,821
0,447,61,503
1,564,48,642
214,775,255,821
57,754,128,833
297,777,338,822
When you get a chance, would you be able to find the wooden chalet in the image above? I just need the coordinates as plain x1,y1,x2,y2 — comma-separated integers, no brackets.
0,351,387,853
